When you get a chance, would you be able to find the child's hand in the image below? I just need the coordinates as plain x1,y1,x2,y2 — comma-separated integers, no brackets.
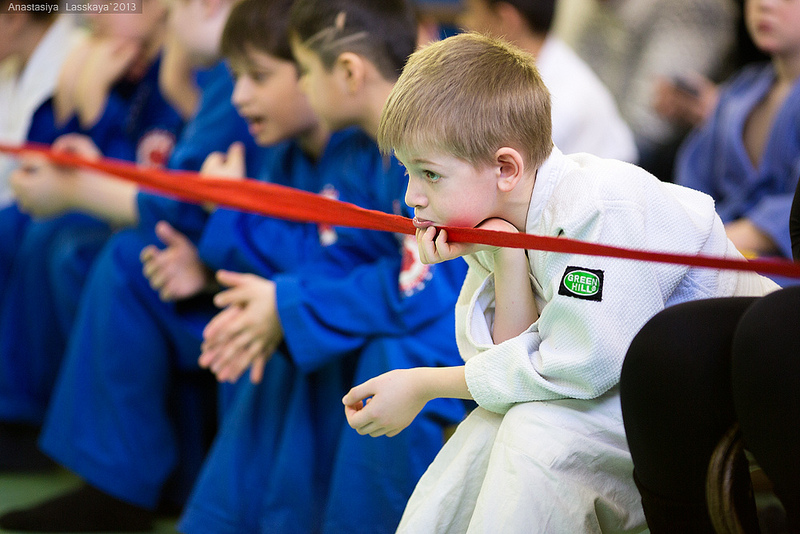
158,33,200,120
725,218,777,258
199,271,282,384
140,221,212,301
199,142,246,180
416,218,517,264
52,133,103,161
342,368,429,437
653,74,718,128
12,133,106,217
199,143,247,211
10,156,79,218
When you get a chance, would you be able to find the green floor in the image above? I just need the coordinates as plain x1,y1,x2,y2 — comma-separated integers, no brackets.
0,467,789,533
0,470,178,534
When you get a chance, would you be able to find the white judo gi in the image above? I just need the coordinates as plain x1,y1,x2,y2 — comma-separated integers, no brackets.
397,147,778,533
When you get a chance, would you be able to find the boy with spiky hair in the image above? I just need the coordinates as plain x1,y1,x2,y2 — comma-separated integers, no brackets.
343,32,778,532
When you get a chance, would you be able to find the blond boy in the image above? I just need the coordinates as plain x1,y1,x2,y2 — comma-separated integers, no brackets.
343,32,777,532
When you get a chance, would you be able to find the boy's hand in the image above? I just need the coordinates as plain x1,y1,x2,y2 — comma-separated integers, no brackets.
200,142,246,180
159,33,200,120
342,368,429,437
12,133,106,217
10,155,80,218
416,218,517,264
140,221,212,301
52,133,103,161
199,143,247,211
725,218,777,258
199,271,283,384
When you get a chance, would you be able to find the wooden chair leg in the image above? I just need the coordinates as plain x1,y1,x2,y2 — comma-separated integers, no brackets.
706,423,763,534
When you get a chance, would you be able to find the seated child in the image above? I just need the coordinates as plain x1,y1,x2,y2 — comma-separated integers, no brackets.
0,0,184,471
343,32,779,532
557,0,737,181
0,0,258,524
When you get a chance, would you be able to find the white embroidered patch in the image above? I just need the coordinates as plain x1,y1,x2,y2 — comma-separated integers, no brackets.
399,234,432,297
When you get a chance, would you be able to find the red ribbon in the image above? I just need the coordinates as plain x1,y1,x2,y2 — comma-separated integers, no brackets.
6,142,800,279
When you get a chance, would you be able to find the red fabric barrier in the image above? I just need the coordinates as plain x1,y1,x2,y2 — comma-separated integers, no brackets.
5,142,800,279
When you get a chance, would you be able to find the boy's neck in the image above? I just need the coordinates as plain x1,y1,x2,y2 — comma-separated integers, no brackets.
360,76,396,139
298,124,331,161
507,169,537,232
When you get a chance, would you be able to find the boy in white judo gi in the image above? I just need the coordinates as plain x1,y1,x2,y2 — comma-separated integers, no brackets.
342,32,779,533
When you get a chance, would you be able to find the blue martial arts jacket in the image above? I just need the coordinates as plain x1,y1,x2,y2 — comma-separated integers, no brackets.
179,130,468,534
136,61,262,244
676,62,800,259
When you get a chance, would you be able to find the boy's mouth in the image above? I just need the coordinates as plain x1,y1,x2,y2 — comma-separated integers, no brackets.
412,217,435,229
244,116,266,135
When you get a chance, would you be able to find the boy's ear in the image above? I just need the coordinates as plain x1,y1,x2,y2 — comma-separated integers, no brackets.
494,147,525,192
334,52,366,95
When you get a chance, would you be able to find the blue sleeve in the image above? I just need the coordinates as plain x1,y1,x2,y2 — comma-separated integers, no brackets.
133,62,257,241
674,108,721,194
136,191,209,243
167,61,257,173
196,209,320,277
275,253,467,374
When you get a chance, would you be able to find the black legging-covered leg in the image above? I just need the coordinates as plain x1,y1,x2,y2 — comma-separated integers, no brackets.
620,297,758,533
732,286,800,532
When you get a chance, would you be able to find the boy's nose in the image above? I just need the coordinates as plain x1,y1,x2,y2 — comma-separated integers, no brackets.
404,178,427,210
231,78,252,108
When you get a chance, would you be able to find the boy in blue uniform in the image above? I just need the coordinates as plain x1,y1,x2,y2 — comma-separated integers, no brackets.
178,1,468,532
0,1,185,470
0,0,256,518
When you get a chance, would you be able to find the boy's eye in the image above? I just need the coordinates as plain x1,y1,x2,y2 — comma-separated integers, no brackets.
423,170,441,182
250,70,270,83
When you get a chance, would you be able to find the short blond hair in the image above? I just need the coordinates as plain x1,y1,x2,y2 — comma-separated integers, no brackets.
378,32,553,170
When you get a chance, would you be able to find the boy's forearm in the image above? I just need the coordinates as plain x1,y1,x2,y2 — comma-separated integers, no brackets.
492,247,537,343
73,172,139,226
416,366,471,402
159,37,200,120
